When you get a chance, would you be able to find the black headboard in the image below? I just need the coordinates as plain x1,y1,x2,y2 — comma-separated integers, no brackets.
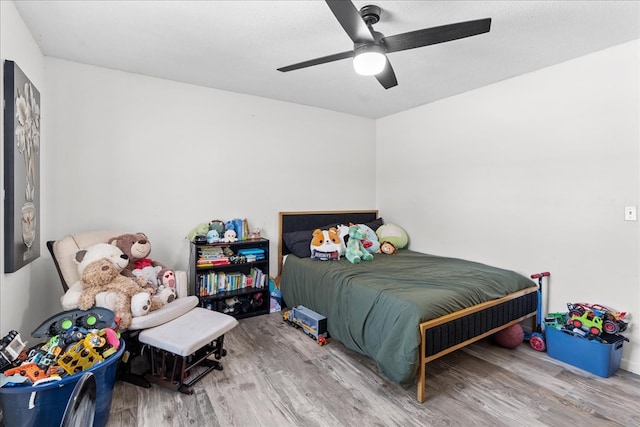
277,210,379,276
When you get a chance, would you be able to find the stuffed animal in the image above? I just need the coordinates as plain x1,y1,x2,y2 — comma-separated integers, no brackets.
349,223,380,254
78,258,156,329
310,227,343,260
206,229,220,244
222,229,238,243
345,225,374,264
131,265,177,305
110,232,178,306
132,265,163,286
61,243,130,311
379,241,397,255
376,224,408,254
187,223,209,242
208,219,225,237
109,232,175,287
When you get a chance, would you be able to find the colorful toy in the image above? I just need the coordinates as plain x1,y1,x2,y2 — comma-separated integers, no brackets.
379,241,397,255
524,271,550,351
187,223,210,242
2,309,122,386
375,223,408,254
569,310,603,336
310,227,343,260
349,223,380,253
206,229,220,243
31,307,118,338
0,330,28,372
283,305,328,344
345,225,374,264
4,362,48,382
567,302,628,334
57,334,106,375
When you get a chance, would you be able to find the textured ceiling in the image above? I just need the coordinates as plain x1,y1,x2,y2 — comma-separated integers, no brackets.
13,0,640,118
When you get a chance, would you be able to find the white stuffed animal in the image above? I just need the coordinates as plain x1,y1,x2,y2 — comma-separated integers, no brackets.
61,242,152,317
132,265,163,286
132,265,177,305
222,229,238,243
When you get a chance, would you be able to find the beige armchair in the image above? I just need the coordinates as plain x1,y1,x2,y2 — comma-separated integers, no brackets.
47,230,238,393
47,230,198,330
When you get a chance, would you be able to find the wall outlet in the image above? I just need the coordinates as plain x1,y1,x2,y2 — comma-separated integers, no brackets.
624,206,637,221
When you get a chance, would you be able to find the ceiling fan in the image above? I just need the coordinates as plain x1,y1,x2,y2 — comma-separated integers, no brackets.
277,0,492,89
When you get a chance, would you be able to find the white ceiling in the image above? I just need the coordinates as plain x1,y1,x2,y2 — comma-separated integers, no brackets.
13,0,640,118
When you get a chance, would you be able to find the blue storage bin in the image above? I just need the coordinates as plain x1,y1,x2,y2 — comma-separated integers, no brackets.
545,327,624,377
0,340,124,427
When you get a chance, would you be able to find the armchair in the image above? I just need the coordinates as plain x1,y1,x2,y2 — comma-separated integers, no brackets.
48,230,237,393
48,230,198,330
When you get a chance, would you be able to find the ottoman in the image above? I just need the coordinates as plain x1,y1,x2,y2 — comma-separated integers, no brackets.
138,308,238,394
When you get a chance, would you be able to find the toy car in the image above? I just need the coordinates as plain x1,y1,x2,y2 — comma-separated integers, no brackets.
567,302,628,334
570,311,603,335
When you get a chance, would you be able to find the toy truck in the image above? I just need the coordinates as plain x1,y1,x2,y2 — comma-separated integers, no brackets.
283,305,328,345
0,330,27,373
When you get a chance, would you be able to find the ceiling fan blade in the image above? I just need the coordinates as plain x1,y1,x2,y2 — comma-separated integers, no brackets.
326,0,376,43
382,18,491,53
375,58,398,89
277,50,354,72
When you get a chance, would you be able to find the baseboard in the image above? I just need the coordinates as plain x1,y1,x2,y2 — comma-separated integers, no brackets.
620,357,640,375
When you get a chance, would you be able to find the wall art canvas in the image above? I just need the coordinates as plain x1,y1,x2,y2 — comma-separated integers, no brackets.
3,60,40,273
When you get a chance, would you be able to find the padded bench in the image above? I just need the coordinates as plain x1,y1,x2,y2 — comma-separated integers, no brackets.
138,307,238,394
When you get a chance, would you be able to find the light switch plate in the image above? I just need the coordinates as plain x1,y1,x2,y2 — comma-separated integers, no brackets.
624,206,637,221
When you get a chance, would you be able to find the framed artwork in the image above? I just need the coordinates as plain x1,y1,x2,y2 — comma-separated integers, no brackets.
3,60,40,273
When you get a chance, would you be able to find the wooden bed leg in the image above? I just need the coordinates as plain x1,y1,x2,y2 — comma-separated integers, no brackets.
417,327,427,403
417,362,426,403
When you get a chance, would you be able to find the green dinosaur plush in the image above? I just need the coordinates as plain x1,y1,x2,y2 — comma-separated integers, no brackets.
345,225,374,264
187,223,210,242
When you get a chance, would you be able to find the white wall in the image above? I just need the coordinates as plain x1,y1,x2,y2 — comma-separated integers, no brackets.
0,1,48,340
0,54,375,337
377,40,640,373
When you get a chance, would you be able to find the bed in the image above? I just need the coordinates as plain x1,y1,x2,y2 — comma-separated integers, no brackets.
278,210,538,403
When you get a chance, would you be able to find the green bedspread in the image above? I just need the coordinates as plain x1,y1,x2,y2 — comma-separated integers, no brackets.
280,250,535,387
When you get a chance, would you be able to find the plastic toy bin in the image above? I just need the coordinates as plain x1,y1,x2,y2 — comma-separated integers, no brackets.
545,327,624,377
0,340,124,427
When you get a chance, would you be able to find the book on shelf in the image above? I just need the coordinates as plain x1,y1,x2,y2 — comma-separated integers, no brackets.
197,267,267,297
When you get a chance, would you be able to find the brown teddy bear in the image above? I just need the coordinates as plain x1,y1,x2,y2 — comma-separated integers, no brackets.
109,232,177,306
78,258,159,329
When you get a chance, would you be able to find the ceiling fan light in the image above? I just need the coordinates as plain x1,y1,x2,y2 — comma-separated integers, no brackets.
353,45,386,76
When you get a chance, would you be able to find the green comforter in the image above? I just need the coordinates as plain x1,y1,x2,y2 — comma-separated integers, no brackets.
280,250,535,386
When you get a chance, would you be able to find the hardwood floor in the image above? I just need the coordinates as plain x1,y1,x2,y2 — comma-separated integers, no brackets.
107,312,640,427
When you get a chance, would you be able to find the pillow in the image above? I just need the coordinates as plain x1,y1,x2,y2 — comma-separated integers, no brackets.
376,223,408,249
283,229,315,258
364,217,384,231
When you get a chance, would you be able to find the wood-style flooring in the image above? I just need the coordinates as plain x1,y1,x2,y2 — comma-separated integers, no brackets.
106,312,640,427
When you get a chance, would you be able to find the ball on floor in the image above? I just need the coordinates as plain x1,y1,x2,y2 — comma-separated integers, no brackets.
493,324,524,348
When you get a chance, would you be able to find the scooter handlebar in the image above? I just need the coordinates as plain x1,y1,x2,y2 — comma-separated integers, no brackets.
530,272,550,279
